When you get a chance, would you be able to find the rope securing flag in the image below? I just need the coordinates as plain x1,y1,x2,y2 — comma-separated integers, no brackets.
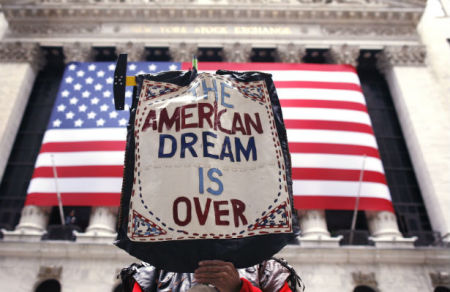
25,61,393,213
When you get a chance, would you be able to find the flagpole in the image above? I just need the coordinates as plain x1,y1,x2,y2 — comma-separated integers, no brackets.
51,154,65,226
349,154,366,245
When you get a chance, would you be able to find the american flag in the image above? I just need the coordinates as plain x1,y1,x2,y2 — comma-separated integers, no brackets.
26,62,393,212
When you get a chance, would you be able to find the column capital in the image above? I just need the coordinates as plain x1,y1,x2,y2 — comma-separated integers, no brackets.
327,44,360,67
276,43,306,63
376,45,426,75
352,272,378,290
0,42,45,71
63,42,94,63
116,42,146,62
169,42,198,63
297,209,342,247
223,42,252,63
366,210,416,247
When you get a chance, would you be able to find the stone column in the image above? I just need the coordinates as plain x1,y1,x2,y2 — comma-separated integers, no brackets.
169,42,198,62
276,43,306,63
76,207,118,243
63,42,94,63
116,42,146,62
297,210,342,247
376,45,449,245
223,42,252,63
0,42,48,242
326,44,360,67
365,211,415,247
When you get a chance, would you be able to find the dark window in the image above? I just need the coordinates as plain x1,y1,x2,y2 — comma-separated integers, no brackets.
93,47,117,62
357,50,434,245
0,47,64,230
302,49,328,64
35,279,61,292
145,47,171,62
327,210,371,245
435,287,450,292
198,48,223,62
251,48,276,62
354,285,376,292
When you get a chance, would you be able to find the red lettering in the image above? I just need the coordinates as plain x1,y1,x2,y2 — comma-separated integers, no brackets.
194,197,211,225
214,200,230,226
173,196,191,226
198,103,214,129
244,113,263,135
158,107,181,132
142,109,157,132
217,109,232,134
181,104,198,129
231,112,247,135
231,199,248,227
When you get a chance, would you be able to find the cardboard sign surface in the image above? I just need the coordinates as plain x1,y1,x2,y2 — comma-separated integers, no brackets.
128,73,292,242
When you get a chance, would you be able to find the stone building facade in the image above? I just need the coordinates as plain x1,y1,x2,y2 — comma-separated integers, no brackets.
0,0,449,291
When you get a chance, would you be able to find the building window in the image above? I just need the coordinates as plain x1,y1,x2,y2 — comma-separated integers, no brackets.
35,279,61,292
353,285,377,292
198,48,223,62
435,287,450,292
357,50,434,245
251,48,276,62
146,47,171,62
0,47,64,230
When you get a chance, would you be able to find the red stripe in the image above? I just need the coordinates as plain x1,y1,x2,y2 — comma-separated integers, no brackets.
25,193,120,206
292,168,387,184
294,196,394,212
285,120,374,134
275,81,362,92
32,166,124,178
40,141,126,153
280,99,367,112
288,142,380,158
182,62,356,72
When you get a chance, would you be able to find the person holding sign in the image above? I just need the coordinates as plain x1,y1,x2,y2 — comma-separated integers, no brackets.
120,258,304,292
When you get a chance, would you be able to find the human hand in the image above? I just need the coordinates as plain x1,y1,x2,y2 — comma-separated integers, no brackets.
194,260,242,292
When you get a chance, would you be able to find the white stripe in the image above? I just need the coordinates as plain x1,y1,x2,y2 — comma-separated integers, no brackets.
43,128,126,143
286,129,378,148
291,153,384,173
282,107,371,125
27,177,122,193
277,88,366,105
202,70,360,84
292,180,391,200
35,152,125,167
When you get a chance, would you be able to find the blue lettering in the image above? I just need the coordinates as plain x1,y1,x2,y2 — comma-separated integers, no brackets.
158,134,177,158
220,136,234,162
202,131,219,159
220,82,234,108
207,168,223,195
202,79,218,101
235,137,257,162
180,133,198,158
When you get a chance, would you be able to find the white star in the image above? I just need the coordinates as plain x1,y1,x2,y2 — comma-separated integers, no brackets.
96,118,106,126
106,77,113,84
103,90,112,98
74,83,82,91
65,76,74,84
124,104,130,111
66,111,75,119
108,64,116,71
109,111,118,118
87,111,96,119
125,90,132,98
61,90,70,97
97,71,105,77
169,64,178,71
78,104,87,112
119,118,127,126
68,64,76,71
53,119,62,127
128,64,137,71
100,104,109,111
137,70,145,75
74,119,84,127
91,97,100,105
88,64,96,71
82,90,90,98
57,104,66,112
85,77,94,84
94,83,103,91
76,70,85,77
149,64,157,71
70,97,78,105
